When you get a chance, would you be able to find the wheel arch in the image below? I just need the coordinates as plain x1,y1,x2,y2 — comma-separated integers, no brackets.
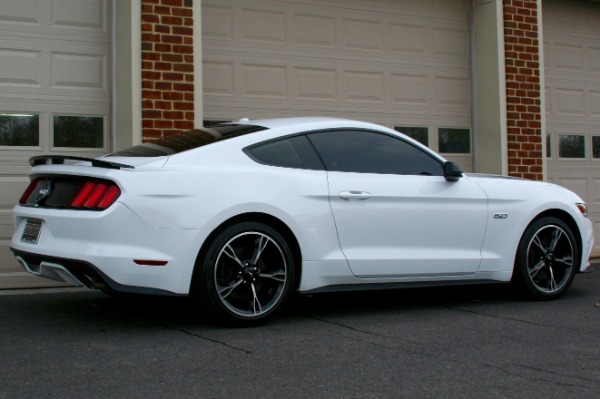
524,208,583,271
191,212,303,291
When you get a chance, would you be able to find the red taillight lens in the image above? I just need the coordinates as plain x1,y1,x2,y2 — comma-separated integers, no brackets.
69,180,121,210
19,178,41,205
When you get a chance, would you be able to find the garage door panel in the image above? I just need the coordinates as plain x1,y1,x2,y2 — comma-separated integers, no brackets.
343,70,385,103
590,91,600,117
0,0,110,288
241,8,286,45
242,63,287,99
205,52,470,118
202,4,235,41
203,60,235,97
0,41,109,100
434,76,470,107
389,22,428,56
555,87,586,116
0,0,107,38
51,0,107,31
296,67,338,101
433,26,468,59
204,0,469,67
0,0,45,28
554,42,585,73
342,18,385,52
51,52,107,92
0,47,42,88
390,73,430,105
294,13,336,49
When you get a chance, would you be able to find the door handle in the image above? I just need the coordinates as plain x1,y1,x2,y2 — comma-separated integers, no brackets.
339,191,371,200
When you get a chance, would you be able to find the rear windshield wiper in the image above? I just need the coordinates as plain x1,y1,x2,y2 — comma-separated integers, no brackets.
29,155,134,170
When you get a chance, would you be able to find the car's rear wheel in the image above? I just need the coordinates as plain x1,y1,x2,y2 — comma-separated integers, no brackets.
512,216,578,300
194,221,296,326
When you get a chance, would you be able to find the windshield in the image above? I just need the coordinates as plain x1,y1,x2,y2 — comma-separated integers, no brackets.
108,124,266,157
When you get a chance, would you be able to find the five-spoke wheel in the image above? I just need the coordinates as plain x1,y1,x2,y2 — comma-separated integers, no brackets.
513,216,578,300
194,222,296,325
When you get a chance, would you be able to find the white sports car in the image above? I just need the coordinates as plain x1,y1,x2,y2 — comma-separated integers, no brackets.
11,117,594,325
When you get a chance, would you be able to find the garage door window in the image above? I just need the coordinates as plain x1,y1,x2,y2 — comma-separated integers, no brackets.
0,113,39,146
438,128,470,154
53,116,103,148
592,136,600,159
394,126,428,146
558,134,585,159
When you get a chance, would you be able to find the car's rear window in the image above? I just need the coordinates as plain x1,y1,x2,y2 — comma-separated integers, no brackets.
108,124,266,157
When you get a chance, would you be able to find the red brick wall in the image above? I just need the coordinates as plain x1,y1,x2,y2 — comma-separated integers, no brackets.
503,0,543,180
141,0,194,140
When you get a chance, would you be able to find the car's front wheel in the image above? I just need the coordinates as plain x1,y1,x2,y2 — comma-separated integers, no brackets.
194,221,296,326
512,216,579,300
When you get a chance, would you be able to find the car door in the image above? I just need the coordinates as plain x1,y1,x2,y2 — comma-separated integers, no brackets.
308,130,488,278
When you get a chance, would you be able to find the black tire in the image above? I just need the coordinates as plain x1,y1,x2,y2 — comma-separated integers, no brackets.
512,216,579,300
193,221,296,326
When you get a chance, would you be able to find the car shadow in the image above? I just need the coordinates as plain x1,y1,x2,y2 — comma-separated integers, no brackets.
6,278,592,331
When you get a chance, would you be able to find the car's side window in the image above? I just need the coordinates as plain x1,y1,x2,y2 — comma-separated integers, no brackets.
245,135,324,170
308,130,443,176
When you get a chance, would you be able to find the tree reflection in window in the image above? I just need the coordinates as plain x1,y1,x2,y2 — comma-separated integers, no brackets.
53,115,103,148
558,135,585,159
0,113,39,146
438,128,471,154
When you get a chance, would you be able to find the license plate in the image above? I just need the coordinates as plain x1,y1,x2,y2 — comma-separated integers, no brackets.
21,218,43,244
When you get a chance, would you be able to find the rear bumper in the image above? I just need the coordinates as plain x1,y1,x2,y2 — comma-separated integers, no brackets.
12,250,182,296
10,203,202,294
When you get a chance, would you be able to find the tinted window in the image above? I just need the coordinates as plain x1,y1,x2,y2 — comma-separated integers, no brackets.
0,113,39,146
438,128,471,154
109,124,266,157
246,135,324,170
395,126,428,146
558,134,585,159
308,130,443,176
53,115,104,148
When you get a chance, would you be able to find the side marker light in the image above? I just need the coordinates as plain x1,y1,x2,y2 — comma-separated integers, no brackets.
133,259,168,266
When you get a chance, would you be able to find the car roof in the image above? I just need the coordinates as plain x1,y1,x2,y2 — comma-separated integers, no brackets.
233,116,385,131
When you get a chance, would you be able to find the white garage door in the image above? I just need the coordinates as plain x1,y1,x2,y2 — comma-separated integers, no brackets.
0,0,111,288
544,0,600,253
202,0,473,170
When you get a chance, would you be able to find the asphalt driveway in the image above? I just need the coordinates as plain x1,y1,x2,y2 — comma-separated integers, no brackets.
1,264,599,398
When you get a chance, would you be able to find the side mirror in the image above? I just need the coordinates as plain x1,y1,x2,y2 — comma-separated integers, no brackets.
443,161,463,182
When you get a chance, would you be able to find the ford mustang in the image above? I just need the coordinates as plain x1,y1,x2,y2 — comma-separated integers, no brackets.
10,117,594,325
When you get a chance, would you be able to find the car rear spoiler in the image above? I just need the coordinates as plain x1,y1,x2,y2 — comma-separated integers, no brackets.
29,155,134,170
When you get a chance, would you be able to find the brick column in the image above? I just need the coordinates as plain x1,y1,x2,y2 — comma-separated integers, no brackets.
503,0,543,181
141,0,195,140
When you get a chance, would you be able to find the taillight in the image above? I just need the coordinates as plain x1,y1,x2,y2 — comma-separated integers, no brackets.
69,180,121,210
19,178,41,205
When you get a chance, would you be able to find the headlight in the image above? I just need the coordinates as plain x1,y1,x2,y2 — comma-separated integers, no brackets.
576,202,588,217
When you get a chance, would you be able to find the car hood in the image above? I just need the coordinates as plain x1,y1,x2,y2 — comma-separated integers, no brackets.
465,173,585,204
464,173,526,182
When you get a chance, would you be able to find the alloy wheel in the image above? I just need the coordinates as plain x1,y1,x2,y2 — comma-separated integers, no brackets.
526,224,574,294
214,231,288,318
